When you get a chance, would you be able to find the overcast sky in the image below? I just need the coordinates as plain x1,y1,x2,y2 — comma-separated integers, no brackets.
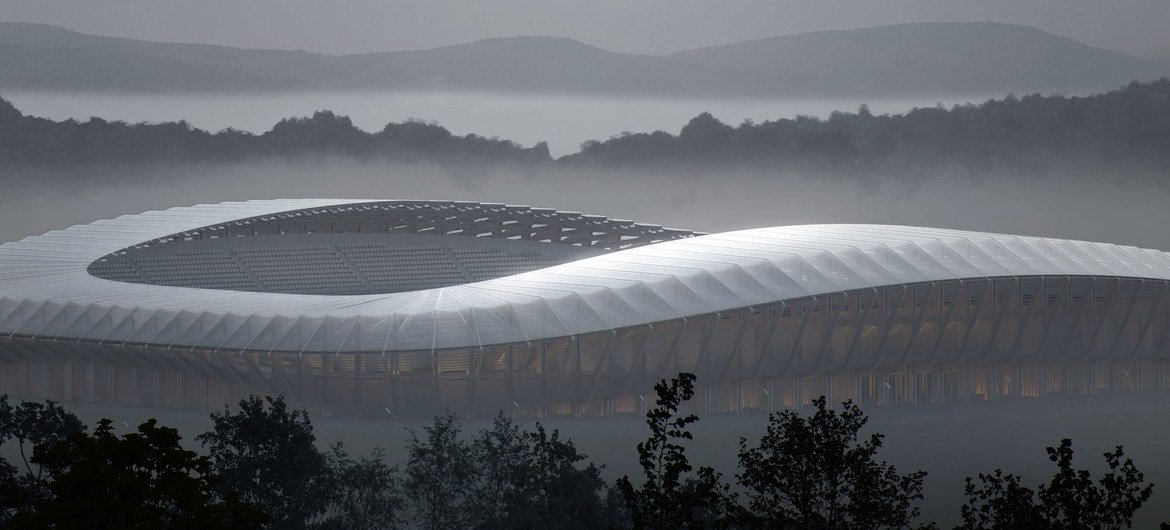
2,0,1169,58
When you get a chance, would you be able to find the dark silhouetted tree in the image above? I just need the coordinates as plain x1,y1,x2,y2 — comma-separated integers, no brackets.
196,395,334,529
736,396,927,529
10,418,265,529
404,409,474,529
959,469,1048,529
0,95,552,167
617,372,735,529
0,395,86,521
467,412,610,528
560,78,1170,175
465,411,526,526
316,442,404,530
0,395,86,481
959,438,1153,530
678,112,733,160
7,79,1170,173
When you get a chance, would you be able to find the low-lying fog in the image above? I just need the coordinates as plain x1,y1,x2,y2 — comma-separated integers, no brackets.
2,91,997,157
3,160,1167,251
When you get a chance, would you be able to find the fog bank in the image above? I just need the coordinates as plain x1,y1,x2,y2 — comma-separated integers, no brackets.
3,160,1167,250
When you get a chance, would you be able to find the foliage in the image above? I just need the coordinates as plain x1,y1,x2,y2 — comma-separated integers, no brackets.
959,469,1047,529
315,442,404,530
522,421,613,527
563,78,1170,174
0,395,86,521
736,396,927,529
466,412,611,528
196,394,335,529
197,394,409,529
9,417,265,529
4,79,1170,175
463,411,526,526
0,96,550,168
959,438,1153,530
403,409,616,528
0,395,86,479
617,372,735,529
0,391,1164,529
402,409,475,529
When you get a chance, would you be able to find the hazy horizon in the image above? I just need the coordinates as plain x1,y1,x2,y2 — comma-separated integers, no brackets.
2,1,1168,59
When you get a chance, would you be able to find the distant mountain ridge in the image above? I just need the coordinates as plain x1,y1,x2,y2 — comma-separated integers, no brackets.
668,22,1155,95
0,21,1161,96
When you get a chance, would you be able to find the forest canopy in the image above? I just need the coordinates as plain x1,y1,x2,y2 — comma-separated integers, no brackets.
1,79,1168,177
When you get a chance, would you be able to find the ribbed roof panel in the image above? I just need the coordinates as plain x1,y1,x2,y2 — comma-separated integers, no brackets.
2,200,1168,352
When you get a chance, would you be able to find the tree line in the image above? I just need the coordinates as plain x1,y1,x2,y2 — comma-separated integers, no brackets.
2,78,1169,176
0,373,1161,529
563,79,1170,176
0,100,551,169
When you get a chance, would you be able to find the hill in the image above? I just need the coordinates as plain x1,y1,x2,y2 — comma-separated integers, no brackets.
297,36,735,94
0,22,319,91
668,22,1158,95
0,23,733,95
0,21,1161,96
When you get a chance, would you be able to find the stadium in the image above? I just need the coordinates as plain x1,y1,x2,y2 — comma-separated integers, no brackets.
0,199,1168,419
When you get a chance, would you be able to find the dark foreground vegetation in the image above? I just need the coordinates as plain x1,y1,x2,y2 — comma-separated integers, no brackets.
2,79,1169,178
0,375,1161,529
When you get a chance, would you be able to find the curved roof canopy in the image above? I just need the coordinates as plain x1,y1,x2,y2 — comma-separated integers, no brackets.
2,199,1168,353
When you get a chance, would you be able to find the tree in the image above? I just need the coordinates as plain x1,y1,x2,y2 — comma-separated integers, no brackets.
0,395,86,521
960,438,1153,530
616,372,734,529
197,394,405,529
9,418,265,529
524,421,611,528
464,411,526,527
0,395,86,482
0,449,22,524
403,409,474,529
959,469,1049,529
736,396,927,529
678,112,733,159
466,412,610,528
196,395,334,529
316,443,404,530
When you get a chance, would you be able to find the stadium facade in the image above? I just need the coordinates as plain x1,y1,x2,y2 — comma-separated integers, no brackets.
1,199,1169,418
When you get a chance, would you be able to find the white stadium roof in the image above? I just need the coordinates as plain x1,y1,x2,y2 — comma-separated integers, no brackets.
2,199,1169,353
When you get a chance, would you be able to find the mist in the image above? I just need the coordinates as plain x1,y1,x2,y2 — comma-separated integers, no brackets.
4,159,1168,251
